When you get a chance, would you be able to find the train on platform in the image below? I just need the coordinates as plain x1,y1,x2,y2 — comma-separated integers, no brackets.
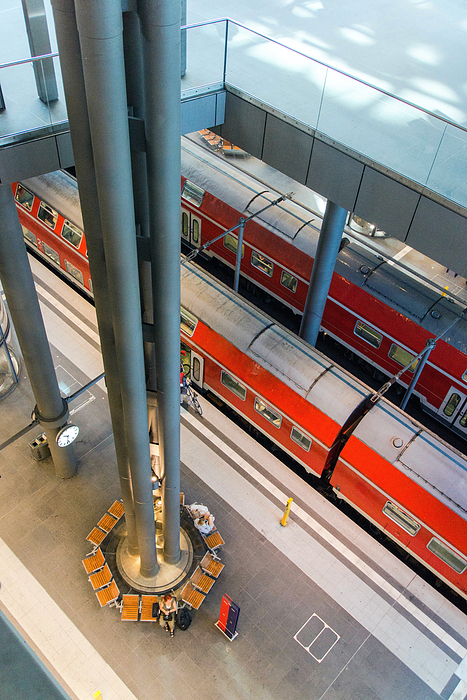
11,156,467,601
11,136,467,442
179,263,467,601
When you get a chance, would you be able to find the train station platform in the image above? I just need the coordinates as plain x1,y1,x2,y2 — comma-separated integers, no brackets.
1,257,467,700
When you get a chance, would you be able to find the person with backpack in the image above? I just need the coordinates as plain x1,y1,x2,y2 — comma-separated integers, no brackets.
159,593,177,638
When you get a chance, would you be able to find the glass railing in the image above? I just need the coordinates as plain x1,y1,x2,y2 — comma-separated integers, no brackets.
2,18,467,210
182,19,467,209
0,53,68,146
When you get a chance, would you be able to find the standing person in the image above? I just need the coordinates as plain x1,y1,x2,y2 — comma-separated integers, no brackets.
159,593,177,638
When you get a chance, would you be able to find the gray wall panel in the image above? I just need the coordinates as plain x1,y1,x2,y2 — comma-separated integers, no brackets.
0,137,60,184
181,94,218,135
306,139,363,212
407,197,467,275
354,168,420,240
56,132,74,170
221,91,266,159
262,114,312,185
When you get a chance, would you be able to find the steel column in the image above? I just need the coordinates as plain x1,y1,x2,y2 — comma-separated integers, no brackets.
21,0,58,102
74,0,158,577
233,217,245,293
139,0,182,564
0,184,76,478
51,0,139,554
299,200,347,347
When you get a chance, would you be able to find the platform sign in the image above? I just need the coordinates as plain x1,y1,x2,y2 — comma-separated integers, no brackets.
216,594,240,641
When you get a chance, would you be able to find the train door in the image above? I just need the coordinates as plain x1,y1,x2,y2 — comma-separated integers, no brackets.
438,387,467,435
181,208,202,248
180,341,204,389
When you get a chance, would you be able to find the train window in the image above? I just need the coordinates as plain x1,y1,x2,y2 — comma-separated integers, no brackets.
42,242,60,266
180,308,198,337
89,279,93,294
444,393,461,418
280,271,297,293
388,344,418,372
61,220,83,248
37,202,58,230
251,251,273,277
462,369,467,383
192,219,200,245
181,180,204,207
382,502,420,536
459,409,467,428
290,426,312,452
181,211,189,240
221,371,246,400
254,398,281,428
65,260,84,285
354,320,382,349
192,357,201,383
223,234,244,258
15,184,34,211
22,227,37,247
427,538,467,574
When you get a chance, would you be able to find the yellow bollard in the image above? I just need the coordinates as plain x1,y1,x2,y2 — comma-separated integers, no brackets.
280,498,293,526
93,692,102,699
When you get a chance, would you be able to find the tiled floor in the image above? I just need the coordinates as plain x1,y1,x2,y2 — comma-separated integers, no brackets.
1,258,467,699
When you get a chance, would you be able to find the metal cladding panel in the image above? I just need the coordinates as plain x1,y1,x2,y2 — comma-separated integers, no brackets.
351,400,419,463
56,132,74,170
181,94,219,136
398,432,467,521
181,266,267,353
249,326,331,397
262,114,312,185
222,91,266,159
307,368,368,426
354,168,420,240
21,170,83,229
307,138,364,213
0,137,61,185
407,197,467,277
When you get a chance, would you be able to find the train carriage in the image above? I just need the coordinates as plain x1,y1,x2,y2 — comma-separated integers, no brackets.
180,264,467,599
12,135,467,440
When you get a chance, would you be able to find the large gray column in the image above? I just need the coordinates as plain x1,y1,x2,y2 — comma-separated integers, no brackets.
299,201,347,347
74,0,158,578
21,0,58,102
0,185,76,478
51,0,139,553
139,0,181,564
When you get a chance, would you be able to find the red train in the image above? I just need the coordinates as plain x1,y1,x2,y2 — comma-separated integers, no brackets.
12,135,467,441
179,263,467,600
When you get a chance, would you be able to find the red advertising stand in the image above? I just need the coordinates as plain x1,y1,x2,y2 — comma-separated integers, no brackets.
215,594,240,641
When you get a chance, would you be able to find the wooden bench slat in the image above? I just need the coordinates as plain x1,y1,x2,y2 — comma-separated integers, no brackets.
89,563,112,590
121,595,139,621
140,595,159,621
96,580,119,607
108,500,124,520
82,548,105,574
97,513,118,533
86,527,106,546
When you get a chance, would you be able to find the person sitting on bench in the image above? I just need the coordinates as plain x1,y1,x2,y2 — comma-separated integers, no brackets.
159,593,177,638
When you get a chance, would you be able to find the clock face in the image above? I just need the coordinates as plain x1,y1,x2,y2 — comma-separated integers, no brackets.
56,425,80,447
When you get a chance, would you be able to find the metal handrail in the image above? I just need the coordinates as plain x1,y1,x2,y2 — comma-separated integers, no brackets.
0,52,59,70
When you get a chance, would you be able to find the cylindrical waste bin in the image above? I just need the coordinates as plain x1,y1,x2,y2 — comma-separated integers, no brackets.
29,433,51,461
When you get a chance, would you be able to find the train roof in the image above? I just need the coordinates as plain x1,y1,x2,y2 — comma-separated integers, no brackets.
181,263,467,522
21,170,83,231
182,137,467,355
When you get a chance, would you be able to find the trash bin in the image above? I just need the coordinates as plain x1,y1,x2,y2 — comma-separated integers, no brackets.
29,433,51,461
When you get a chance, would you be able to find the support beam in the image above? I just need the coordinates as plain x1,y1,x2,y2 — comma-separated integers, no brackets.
299,201,348,347
400,339,436,412
0,184,76,478
139,0,182,565
74,0,158,578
